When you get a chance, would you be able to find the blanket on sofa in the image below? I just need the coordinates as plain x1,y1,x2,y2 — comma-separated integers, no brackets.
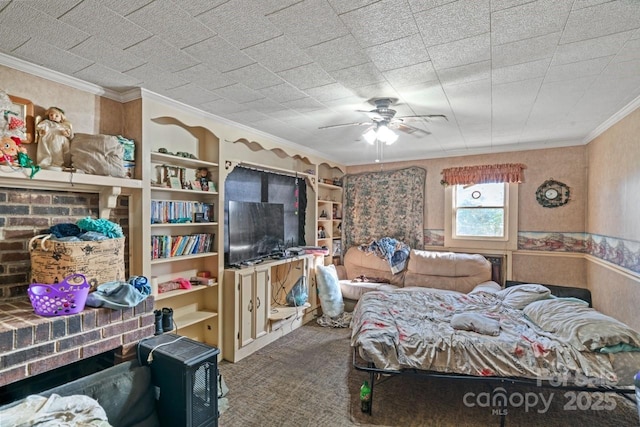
0,393,110,426
358,237,410,274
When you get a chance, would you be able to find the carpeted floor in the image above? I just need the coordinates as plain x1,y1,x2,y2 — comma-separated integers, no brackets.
218,323,639,427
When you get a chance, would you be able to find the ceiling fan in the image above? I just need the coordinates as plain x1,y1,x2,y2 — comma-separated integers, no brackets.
318,98,447,138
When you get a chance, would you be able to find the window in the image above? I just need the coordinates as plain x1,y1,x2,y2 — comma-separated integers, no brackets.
454,183,505,239
444,183,518,251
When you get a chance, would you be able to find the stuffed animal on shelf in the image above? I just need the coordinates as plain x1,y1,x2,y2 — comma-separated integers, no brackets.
0,135,40,178
1,135,26,164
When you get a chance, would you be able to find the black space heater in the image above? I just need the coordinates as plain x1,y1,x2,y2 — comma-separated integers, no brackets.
138,334,220,427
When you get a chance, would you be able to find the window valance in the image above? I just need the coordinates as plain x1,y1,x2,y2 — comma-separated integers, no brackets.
441,163,526,186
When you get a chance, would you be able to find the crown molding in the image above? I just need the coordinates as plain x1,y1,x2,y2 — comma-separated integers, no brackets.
582,92,640,144
0,53,337,163
0,53,122,101
138,89,334,162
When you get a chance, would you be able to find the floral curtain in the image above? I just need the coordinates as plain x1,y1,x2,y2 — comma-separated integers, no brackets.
441,163,526,186
342,167,425,252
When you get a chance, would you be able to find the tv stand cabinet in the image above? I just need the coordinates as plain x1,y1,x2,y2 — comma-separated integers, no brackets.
222,254,313,362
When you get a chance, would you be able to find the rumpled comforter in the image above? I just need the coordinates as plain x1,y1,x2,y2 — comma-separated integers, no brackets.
0,394,111,426
350,287,632,386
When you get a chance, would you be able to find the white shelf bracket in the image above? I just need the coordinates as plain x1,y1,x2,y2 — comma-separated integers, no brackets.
99,186,121,219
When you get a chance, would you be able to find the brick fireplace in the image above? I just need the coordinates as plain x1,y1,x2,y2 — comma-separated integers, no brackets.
0,296,155,391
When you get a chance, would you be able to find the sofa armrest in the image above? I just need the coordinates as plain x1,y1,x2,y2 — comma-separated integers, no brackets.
335,264,347,280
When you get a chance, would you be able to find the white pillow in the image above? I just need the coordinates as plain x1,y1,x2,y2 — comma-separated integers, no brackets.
315,264,344,318
496,284,551,309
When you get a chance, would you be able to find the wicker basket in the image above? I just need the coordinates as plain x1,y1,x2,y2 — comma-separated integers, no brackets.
29,234,125,290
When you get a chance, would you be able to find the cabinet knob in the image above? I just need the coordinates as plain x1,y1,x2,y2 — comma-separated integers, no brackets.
248,300,253,313
256,297,261,309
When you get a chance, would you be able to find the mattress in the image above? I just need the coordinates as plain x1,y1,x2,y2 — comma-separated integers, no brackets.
350,287,640,387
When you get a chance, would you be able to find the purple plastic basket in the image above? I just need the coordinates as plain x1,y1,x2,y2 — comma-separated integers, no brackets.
28,274,90,317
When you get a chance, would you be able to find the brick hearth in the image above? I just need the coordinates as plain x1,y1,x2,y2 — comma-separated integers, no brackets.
0,297,155,388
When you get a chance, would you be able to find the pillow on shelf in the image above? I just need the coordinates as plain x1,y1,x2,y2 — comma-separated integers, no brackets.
70,133,125,177
315,264,344,318
524,298,640,351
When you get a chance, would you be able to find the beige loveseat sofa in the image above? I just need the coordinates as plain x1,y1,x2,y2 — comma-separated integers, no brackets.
336,247,494,305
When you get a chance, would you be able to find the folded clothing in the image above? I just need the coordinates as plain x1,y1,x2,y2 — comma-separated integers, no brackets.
86,276,150,310
451,313,500,336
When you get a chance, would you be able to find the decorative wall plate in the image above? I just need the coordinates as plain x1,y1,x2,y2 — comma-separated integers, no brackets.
536,179,570,208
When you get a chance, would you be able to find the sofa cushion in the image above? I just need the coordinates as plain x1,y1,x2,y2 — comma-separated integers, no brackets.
342,247,405,286
339,279,399,300
403,250,492,293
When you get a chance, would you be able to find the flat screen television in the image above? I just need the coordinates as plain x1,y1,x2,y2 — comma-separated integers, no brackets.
227,201,285,265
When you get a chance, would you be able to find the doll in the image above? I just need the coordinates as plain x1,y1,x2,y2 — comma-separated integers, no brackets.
196,167,211,191
36,106,73,170
1,135,26,164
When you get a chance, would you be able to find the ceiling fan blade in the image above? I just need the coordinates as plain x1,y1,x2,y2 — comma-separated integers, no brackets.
397,114,448,121
394,123,431,136
318,121,372,130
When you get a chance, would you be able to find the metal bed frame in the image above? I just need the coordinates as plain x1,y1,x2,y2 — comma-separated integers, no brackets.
352,348,637,427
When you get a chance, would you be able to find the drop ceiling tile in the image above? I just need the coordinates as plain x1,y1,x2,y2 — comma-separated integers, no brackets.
552,31,633,66
0,20,30,52
438,60,490,86
266,0,348,49
200,98,249,116
0,2,89,50
340,0,419,48
327,0,379,15
330,62,386,89
277,63,335,90
73,63,142,91
366,34,430,72
305,35,370,72
125,63,189,91
428,33,490,70
350,81,400,101
223,109,271,124
197,0,282,49
444,79,491,119
70,37,146,73
163,83,220,106
242,35,312,73
490,0,533,12
281,97,326,114
213,83,265,104
305,83,355,102
491,0,572,46
545,56,612,83
241,98,288,114
614,38,640,63
35,0,83,17
101,0,153,16
561,1,640,44
571,0,617,10
175,0,227,17
415,0,489,46
257,83,308,103
59,0,151,49
173,64,237,92
126,0,215,49
492,32,560,68
223,63,284,90
492,58,551,85
383,62,438,88
602,58,640,79
183,36,254,72
407,0,459,14
12,39,93,76
125,37,199,73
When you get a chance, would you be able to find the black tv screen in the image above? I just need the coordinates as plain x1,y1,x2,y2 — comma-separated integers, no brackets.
227,201,285,265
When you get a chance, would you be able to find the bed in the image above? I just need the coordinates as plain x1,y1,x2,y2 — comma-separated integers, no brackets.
351,282,640,417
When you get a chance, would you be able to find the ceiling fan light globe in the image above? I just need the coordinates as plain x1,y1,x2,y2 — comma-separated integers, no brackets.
377,125,397,144
385,132,399,145
363,128,377,144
